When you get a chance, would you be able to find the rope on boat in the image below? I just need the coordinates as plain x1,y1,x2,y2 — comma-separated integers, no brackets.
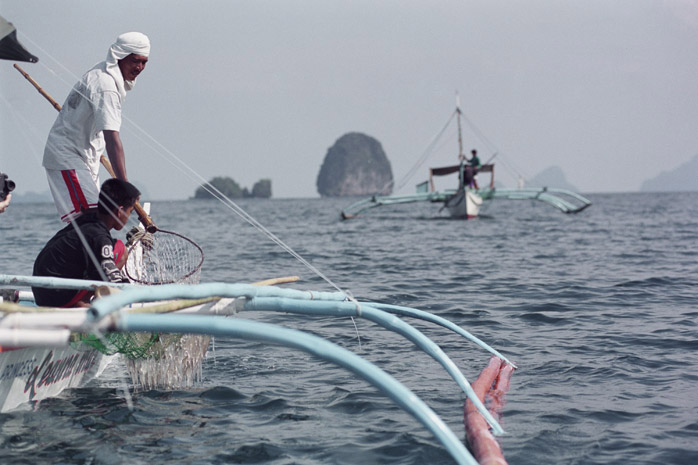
118,313,480,465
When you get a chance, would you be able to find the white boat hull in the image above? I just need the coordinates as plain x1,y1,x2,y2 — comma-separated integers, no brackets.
0,344,112,412
446,189,483,218
0,290,236,412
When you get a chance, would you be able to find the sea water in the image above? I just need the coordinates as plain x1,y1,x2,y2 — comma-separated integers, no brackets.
0,192,696,464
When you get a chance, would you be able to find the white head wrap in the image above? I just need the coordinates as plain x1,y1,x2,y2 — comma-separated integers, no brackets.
104,32,150,98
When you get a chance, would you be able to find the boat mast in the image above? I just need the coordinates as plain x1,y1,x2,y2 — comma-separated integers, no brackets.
455,93,467,190
456,93,464,160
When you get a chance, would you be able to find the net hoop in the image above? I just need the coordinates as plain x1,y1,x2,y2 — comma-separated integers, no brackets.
125,229,205,285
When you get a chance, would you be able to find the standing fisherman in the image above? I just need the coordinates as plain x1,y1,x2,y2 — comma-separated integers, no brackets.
42,32,149,222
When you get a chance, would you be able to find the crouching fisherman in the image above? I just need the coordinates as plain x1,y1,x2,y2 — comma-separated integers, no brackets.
32,179,140,307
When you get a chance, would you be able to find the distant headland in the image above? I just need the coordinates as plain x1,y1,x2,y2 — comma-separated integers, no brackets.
193,177,271,199
640,153,698,192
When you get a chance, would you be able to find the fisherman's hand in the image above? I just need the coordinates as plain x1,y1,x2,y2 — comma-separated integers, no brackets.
140,232,155,251
126,226,143,246
126,226,154,251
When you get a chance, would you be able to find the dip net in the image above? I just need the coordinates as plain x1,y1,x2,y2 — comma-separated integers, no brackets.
79,226,211,390
125,229,204,285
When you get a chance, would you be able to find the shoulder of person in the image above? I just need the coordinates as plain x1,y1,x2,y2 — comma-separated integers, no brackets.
86,222,116,253
85,67,120,95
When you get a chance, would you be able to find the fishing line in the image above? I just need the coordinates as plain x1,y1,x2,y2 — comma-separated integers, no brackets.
460,111,532,186
460,113,499,156
354,109,458,198
15,41,393,299
23,47,349,295
103,70,369,344
15,33,82,93
14,31,364,345
391,109,458,193
106,113,347,295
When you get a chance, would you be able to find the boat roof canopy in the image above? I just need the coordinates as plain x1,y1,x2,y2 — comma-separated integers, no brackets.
430,163,493,177
0,16,38,63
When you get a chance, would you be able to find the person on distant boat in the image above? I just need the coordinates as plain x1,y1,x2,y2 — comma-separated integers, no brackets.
469,149,481,189
42,32,150,222
469,149,481,170
32,179,140,307
459,163,474,190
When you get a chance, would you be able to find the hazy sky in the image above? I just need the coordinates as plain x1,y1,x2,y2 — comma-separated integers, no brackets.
1,0,697,200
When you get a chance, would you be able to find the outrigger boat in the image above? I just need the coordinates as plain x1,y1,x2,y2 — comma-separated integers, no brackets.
341,103,592,220
0,270,516,465
1,18,516,465
0,204,516,465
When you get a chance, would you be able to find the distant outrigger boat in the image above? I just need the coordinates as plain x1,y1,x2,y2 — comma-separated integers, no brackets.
342,102,591,220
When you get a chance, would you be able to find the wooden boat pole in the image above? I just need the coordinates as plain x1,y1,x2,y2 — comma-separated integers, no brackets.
13,64,157,233
99,155,156,232
13,64,62,111
92,276,302,314
251,276,300,286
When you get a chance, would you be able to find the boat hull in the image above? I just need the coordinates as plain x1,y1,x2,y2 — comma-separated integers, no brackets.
0,344,111,412
446,188,483,218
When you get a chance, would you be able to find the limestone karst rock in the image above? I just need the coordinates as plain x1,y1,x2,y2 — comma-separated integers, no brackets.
316,132,393,197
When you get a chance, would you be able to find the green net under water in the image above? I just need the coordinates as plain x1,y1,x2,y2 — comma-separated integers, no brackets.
74,332,182,360
72,332,210,390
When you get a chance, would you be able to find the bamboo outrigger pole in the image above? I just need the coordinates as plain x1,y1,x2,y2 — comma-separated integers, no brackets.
13,64,157,233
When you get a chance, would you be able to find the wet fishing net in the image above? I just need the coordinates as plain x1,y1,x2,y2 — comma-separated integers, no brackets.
125,228,204,285
75,332,160,359
123,333,210,390
79,226,211,389
74,332,211,390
